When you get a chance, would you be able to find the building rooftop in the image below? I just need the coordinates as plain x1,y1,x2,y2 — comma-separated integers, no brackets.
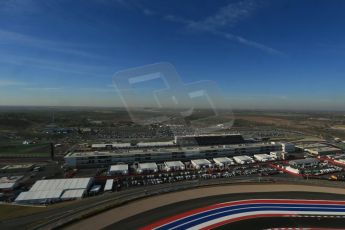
61,189,85,199
138,162,158,170
0,176,23,189
104,179,113,191
109,164,128,172
16,178,92,203
164,161,184,168
30,178,92,192
0,176,23,184
213,157,233,163
254,154,272,158
92,143,131,148
0,182,16,190
137,141,175,147
233,155,253,161
66,142,280,158
191,159,211,165
15,190,63,202
289,158,319,165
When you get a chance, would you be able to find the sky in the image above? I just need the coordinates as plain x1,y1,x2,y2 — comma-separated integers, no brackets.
0,0,345,110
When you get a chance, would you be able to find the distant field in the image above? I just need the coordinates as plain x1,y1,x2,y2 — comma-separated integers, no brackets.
0,143,50,158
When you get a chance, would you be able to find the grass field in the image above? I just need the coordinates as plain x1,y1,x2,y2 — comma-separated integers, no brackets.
0,204,47,221
0,200,80,221
0,143,50,157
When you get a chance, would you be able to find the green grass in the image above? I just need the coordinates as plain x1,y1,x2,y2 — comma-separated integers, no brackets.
0,204,47,221
0,143,50,157
0,200,80,221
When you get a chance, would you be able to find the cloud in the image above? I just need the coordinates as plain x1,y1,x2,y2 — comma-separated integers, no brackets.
142,8,155,16
164,1,283,55
0,53,113,77
213,30,284,56
188,0,258,31
0,29,106,60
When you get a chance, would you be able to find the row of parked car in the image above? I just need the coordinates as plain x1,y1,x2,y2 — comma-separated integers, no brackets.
115,164,280,188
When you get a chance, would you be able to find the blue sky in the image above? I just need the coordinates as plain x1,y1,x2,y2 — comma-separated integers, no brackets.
0,0,345,110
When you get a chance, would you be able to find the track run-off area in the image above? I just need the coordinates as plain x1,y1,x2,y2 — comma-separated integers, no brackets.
65,184,345,230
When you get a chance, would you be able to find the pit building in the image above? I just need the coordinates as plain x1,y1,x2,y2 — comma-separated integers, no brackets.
64,142,282,168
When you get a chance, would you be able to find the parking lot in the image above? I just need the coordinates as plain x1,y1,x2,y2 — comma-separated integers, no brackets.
99,163,281,190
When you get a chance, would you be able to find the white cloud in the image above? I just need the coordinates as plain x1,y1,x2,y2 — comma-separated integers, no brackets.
0,53,113,77
164,1,282,55
214,30,284,56
188,0,258,31
0,29,106,59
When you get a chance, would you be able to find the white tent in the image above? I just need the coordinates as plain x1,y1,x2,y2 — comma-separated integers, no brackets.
109,164,128,175
30,178,92,191
191,159,212,169
213,157,234,166
104,179,114,191
15,190,63,204
137,162,158,173
61,189,86,200
164,161,185,171
15,178,92,204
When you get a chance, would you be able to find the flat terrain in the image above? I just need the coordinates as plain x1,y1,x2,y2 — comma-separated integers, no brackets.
0,143,50,158
0,204,46,222
2,107,345,147
0,200,80,222
66,184,345,230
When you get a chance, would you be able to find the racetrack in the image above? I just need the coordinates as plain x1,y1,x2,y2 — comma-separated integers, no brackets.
65,184,345,230
138,198,345,230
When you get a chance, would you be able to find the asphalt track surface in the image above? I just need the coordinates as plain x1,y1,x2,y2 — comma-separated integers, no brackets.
215,217,345,230
106,192,345,230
